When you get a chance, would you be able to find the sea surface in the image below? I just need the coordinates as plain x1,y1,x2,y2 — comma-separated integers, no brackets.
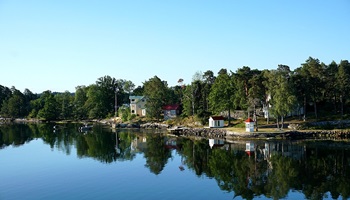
1,123,350,200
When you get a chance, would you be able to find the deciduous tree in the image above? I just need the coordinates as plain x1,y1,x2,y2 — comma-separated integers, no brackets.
209,69,235,124
266,65,297,129
143,76,168,121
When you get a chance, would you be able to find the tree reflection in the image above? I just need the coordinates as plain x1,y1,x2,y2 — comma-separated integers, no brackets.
2,124,350,199
0,124,33,148
75,128,138,163
264,155,299,199
179,138,212,176
143,134,171,175
179,139,350,199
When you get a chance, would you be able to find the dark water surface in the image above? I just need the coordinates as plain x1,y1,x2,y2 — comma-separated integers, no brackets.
1,123,350,200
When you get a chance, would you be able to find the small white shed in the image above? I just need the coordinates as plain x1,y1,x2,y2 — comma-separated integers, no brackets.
245,118,254,132
209,116,225,128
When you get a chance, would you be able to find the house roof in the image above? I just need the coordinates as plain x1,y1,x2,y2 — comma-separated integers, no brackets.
129,96,145,104
210,116,225,120
245,118,254,122
162,104,180,110
129,96,144,100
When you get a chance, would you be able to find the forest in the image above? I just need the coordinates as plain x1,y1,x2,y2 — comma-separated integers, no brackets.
1,56,350,124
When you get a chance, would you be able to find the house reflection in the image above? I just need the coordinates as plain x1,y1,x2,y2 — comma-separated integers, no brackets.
225,140,305,161
262,142,305,161
245,142,255,156
115,132,121,154
165,138,180,150
208,139,225,149
131,136,147,153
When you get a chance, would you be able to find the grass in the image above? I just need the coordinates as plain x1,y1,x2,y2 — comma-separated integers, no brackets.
225,127,285,134
224,117,304,133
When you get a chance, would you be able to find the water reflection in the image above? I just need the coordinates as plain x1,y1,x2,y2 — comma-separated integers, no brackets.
1,124,350,199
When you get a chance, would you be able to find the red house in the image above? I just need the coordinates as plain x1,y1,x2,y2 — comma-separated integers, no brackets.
162,104,180,120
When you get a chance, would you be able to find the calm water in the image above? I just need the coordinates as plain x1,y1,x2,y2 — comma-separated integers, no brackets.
1,123,350,200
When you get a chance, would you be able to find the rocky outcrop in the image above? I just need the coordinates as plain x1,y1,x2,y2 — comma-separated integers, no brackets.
169,127,227,138
112,122,170,129
140,123,169,129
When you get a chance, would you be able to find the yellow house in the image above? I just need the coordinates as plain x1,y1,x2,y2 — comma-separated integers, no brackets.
129,96,146,116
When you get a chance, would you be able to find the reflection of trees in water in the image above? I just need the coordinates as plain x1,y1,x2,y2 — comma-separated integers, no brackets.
143,134,171,175
0,124,33,148
301,147,350,200
179,140,350,200
2,124,350,199
75,129,138,163
114,130,137,161
178,138,212,177
76,131,117,163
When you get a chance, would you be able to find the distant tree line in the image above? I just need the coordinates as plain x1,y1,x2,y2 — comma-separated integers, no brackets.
0,75,136,121
1,57,350,123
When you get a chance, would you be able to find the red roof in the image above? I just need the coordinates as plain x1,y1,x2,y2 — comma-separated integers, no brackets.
245,118,254,122
162,104,180,110
210,116,225,120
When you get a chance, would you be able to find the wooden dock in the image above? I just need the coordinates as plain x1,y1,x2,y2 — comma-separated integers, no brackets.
167,127,186,136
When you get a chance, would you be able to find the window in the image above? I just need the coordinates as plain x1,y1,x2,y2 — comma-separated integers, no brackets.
132,110,135,113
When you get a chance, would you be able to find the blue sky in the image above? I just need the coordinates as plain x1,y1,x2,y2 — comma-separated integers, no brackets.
0,0,349,93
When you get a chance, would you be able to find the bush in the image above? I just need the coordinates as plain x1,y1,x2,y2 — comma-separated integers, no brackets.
129,114,136,121
118,106,130,122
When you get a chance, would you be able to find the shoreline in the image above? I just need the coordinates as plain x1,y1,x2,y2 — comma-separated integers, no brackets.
3,118,350,141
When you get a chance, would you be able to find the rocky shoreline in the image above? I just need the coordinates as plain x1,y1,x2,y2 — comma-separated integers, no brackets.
3,118,350,141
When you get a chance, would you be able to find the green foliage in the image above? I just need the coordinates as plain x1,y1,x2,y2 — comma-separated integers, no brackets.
132,86,144,96
209,69,235,116
180,71,214,120
0,87,27,118
129,114,136,121
181,84,194,117
55,91,74,119
143,76,169,121
73,86,88,119
0,85,12,111
336,60,350,117
118,106,130,122
299,57,326,119
123,80,135,94
2,57,350,123
264,65,297,128
37,91,59,121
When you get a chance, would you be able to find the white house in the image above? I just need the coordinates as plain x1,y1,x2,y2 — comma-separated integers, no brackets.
129,96,146,116
263,94,304,118
209,116,225,128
